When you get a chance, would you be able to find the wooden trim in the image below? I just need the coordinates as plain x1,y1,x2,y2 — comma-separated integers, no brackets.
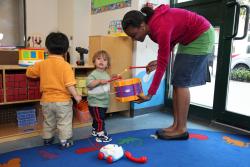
2,69,6,103
0,99,40,106
0,121,91,144
0,65,95,70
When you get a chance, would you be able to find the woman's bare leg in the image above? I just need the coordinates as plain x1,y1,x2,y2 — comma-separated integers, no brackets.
161,87,178,132
160,86,190,136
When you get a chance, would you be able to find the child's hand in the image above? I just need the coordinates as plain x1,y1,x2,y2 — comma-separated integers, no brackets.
108,74,122,82
146,60,157,74
74,95,82,103
99,79,109,84
111,74,119,78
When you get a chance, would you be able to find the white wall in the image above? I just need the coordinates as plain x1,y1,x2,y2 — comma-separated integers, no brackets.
26,0,91,65
26,0,58,46
58,0,74,62
73,0,91,65
58,0,74,40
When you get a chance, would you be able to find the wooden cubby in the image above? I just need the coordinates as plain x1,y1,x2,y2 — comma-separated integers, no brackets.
0,65,95,143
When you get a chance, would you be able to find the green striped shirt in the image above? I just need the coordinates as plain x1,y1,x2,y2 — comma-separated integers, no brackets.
87,69,110,108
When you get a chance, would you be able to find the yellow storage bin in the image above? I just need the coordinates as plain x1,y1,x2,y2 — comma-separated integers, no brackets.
76,77,87,87
82,87,88,96
76,87,83,96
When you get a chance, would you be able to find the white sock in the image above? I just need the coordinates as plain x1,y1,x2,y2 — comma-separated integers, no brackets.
60,139,66,143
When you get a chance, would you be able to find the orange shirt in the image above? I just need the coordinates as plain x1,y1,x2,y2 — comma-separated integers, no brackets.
26,55,76,102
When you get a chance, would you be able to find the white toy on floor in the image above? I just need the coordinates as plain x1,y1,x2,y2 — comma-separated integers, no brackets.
98,144,124,163
97,144,148,164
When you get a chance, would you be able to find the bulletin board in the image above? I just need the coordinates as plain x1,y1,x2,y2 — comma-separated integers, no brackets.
91,0,131,14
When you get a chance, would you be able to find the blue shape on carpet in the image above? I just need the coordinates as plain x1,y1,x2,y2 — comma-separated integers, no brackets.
0,129,250,167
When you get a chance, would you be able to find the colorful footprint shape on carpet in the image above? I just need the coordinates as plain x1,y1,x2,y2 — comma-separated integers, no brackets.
38,150,59,160
75,142,103,154
117,137,144,146
223,136,250,148
189,133,208,140
0,158,21,167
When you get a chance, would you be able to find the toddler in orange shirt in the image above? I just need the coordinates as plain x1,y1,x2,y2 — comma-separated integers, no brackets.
26,32,81,149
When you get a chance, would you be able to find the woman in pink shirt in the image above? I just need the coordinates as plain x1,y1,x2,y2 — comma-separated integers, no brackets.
122,4,215,140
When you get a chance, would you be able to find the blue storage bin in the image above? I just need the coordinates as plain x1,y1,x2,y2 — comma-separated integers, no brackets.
16,108,37,128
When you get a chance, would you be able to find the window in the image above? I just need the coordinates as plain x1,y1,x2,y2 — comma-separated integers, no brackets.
0,0,26,48
177,0,193,3
247,45,250,53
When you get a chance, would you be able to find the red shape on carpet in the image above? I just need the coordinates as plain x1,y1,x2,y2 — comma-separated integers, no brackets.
38,150,59,160
189,133,208,140
75,142,103,154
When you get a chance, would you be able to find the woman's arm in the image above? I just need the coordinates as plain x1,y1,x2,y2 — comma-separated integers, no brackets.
148,31,171,96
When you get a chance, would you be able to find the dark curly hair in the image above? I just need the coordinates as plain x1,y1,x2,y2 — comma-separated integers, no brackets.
45,32,69,55
122,6,154,30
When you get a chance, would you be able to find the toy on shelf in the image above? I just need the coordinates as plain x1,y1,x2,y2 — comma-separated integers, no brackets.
75,47,88,66
18,48,44,66
98,144,124,163
27,35,42,48
108,20,127,37
75,77,88,96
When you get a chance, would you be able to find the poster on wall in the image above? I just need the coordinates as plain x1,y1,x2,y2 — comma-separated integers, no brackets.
91,0,131,14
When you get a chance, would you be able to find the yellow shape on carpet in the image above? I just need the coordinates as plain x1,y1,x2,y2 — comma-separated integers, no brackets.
223,136,250,148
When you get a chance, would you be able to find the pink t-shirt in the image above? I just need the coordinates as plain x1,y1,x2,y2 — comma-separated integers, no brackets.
147,4,210,95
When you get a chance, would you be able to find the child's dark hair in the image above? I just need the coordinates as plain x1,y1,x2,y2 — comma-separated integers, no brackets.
92,50,111,69
122,6,154,30
45,32,69,55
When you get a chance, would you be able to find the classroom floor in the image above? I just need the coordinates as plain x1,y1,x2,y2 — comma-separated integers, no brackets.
0,108,244,154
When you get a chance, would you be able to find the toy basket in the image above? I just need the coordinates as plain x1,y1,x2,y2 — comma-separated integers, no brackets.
75,100,92,123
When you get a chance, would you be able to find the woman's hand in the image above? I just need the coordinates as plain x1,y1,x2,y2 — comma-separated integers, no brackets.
134,94,152,103
146,60,157,74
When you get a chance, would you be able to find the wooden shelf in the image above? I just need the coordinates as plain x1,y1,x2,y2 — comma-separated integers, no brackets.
72,64,95,69
0,65,94,105
0,65,27,70
0,64,95,70
0,117,91,144
0,64,94,143
0,99,40,106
